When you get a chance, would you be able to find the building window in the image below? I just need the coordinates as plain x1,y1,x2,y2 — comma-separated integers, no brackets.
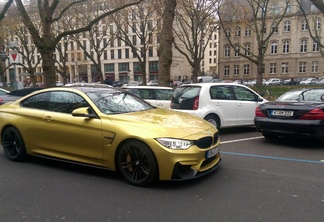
311,61,318,73
234,45,240,57
245,43,251,56
311,3,318,11
234,65,239,76
243,64,250,75
282,40,290,53
270,42,278,54
225,28,231,37
149,47,153,57
125,49,129,58
299,62,306,73
316,18,321,30
235,26,241,36
245,28,251,36
301,20,308,31
110,50,114,59
271,22,278,33
300,39,307,53
224,45,230,58
132,35,137,45
313,41,319,52
283,20,291,32
270,63,276,74
118,49,122,59
281,62,288,74
224,65,230,76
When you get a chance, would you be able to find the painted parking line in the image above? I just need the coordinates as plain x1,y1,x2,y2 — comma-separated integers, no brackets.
221,151,324,165
220,136,264,144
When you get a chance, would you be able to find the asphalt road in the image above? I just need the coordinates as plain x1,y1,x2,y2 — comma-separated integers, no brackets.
0,127,323,222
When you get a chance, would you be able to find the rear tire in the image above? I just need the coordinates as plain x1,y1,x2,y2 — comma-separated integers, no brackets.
204,114,220,129
2,126,27,161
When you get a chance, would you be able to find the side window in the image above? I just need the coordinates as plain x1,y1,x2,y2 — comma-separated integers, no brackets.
21,92,51,110
210,86,235,100
156,89,173,100
127,89,140,97
233,86,257,101
139,89,155,100
49,91,88,114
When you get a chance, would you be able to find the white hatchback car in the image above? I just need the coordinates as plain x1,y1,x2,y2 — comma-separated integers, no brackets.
122,86,173,109
170,83,267,128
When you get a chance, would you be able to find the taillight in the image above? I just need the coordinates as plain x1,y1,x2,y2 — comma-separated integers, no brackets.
193,96,199,110
255,107,266,117
299,108,324,120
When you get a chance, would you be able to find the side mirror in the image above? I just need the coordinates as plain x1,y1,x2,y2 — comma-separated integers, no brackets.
72,107,96,118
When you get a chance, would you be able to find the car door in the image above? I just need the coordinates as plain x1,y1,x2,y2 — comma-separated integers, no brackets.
209,85,238,126
232,85,263,125
40,91,103,160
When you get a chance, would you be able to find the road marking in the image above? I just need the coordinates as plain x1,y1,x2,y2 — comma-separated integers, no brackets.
221,151,324,165
220,136,264,144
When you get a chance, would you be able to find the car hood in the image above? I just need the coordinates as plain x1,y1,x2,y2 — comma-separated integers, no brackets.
105,108,215,138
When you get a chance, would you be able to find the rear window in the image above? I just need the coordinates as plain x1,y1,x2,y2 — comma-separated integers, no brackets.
277,89,324,102
170,86,201,110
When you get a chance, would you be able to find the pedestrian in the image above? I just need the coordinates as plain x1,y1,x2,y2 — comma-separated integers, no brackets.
104,76,113,86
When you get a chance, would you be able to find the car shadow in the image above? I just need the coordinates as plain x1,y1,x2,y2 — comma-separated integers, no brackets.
218,126,257,135
261,136,324,149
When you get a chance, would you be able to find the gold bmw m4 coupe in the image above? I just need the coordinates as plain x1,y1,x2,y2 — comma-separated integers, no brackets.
0,83,221,186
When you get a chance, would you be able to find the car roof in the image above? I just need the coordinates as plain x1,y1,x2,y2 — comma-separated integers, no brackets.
121,85,173,89
178,82,244,87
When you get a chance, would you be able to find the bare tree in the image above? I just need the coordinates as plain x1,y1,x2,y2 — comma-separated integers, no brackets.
296,0,324,56
113,0,160,85
0,0,13,21
218,0,291,85
174,0,218,83
158,0,177,86
2,7,42,87
14,0,144,87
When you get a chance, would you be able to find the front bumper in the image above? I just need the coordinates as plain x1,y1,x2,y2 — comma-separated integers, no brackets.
154,143,222,181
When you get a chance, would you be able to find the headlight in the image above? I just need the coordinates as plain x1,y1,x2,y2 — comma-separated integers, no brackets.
156,138,193,150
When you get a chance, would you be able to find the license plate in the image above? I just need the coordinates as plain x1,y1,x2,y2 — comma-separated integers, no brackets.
271,110,294,116
206,147,219,159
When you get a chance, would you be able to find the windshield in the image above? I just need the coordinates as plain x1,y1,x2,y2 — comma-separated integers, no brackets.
277,89,324,102
86,90,153,114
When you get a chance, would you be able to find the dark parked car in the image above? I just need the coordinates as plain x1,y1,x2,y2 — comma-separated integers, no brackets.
254,88,324,140
0,88,43,105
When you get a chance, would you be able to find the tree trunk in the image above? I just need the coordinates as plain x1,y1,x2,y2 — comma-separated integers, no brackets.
158,0,176,87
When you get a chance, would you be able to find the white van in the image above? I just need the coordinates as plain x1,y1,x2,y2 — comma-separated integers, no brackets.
122,86,173,109
197,76,213,83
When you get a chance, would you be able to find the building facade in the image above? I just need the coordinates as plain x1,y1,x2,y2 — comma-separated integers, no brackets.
218,0,324,82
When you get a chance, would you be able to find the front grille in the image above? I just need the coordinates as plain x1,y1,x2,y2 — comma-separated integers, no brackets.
194,132,219,149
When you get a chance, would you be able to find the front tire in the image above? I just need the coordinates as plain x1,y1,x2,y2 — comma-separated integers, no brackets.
2,126,27,161
117,140,158,186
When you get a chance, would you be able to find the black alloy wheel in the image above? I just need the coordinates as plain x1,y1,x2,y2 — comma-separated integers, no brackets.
117,140,158,186
2,126,27,161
